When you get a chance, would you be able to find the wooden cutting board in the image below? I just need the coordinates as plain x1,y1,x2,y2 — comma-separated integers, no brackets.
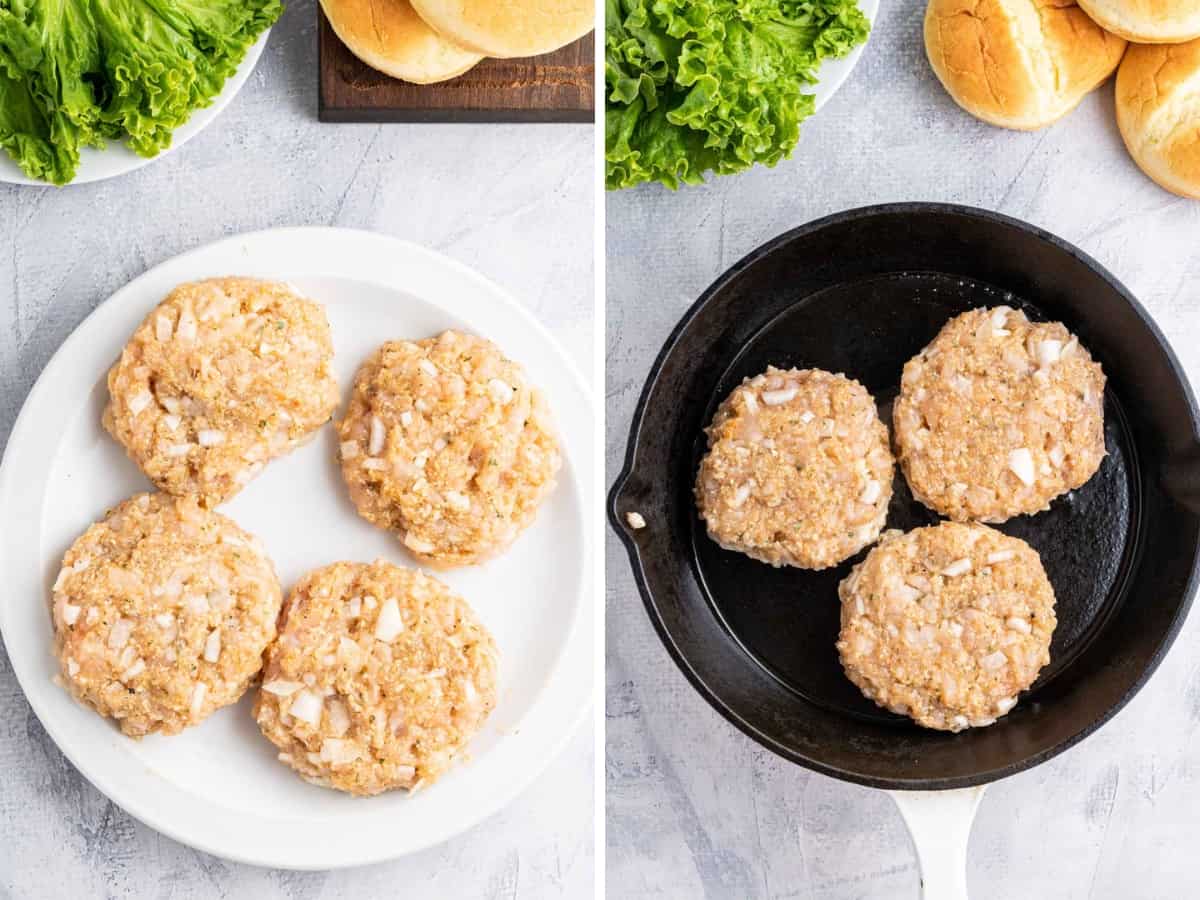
318,10,594,123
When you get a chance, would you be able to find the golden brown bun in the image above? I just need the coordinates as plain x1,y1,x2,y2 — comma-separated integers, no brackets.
924,0,1127,131
1116,41,1200,200
320,0,483,84
408,0,593,59
1077,0,1200,43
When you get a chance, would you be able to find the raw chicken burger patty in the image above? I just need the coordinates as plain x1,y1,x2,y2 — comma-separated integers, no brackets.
104,277,340,507
894,306,1106,522
837,522,1056,732
51,493,282,737
695,367,894,570
337,330,561,567
254,560,498,796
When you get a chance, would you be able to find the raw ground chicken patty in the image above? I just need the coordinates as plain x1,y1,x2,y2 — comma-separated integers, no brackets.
837,522,1056,731
337,330,561,567
51,493,282,737
104,277,340,507
893,306,1106,523
695,367,894,570
254,560,498,796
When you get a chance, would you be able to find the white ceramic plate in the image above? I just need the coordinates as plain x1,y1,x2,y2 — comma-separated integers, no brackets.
812,0,879,112
0,33,268,187
0,228,594,869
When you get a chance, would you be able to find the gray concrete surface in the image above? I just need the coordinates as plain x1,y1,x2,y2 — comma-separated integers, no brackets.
0,2,593,897
605,2,1200,897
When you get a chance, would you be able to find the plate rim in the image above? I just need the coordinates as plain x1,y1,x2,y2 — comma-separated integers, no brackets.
0,226,595,868
0,31,269,187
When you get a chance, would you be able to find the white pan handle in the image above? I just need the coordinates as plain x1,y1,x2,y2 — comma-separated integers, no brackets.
887,786,986,899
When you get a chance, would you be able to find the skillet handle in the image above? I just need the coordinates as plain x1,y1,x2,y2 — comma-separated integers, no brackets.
888,786,986,899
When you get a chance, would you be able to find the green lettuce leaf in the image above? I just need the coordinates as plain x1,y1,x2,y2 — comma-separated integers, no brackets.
0,0,281,185
605,0,869,189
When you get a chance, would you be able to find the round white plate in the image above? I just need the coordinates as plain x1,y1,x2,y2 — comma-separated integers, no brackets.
0,32,268,187
0,228,594,869
812,0,879,112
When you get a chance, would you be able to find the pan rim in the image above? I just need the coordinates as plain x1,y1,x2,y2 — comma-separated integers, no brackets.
607,201,1200,791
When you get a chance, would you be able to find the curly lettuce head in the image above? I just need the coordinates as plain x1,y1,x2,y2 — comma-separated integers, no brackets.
0,0,281,186
605,0,869,190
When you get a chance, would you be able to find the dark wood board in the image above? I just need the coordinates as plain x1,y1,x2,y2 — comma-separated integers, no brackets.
318,11,594,123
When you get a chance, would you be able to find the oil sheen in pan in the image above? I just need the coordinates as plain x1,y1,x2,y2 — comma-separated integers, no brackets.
687,271,1143,728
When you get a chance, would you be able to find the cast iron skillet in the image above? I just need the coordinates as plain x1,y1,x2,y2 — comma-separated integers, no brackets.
609,204,1200,792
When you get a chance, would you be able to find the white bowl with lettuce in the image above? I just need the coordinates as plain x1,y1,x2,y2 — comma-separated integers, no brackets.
0,0,280,187
604,0,878,190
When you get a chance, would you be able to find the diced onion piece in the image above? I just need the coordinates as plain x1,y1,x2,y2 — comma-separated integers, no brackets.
941,558,972,577
625,511,646,530
742,392,759,415
488,378,514,404
1007,616,1032,634
289,689,323,725
1048,445,1065,468
346,596,362,618
66,658,80,677
374,597,405,642
121,659,145,681
340,440,359,459
445,491,471,512
404,533,436,555
190,682,208,715
327,699,351,737
400,410,414,427
1036,339,1062,368
761,387,797,407
61,603,81,626
981,651,1008,671
996,696,1018,715
890,583,922,604
164,443,193,458
859,480,882,505
1008,448,1035,486
362,458,386,470
987,550,1015,564
203,630,222,663
176,307,198,342
419,359,438,377
320,738,361,766
729,484,751,509
368,416,386,456
128,392,153,416
107,618,134,650
155,315,174,341
262,679,303,697
990,307,1011,329
162,414,181,431
197,429,225,447
154,613,175,628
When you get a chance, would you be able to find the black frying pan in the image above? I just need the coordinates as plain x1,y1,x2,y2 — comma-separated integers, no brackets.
609,204,1200,799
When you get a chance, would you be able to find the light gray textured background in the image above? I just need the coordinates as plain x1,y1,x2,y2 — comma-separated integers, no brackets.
605,1,1200,897
0,2,593,897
